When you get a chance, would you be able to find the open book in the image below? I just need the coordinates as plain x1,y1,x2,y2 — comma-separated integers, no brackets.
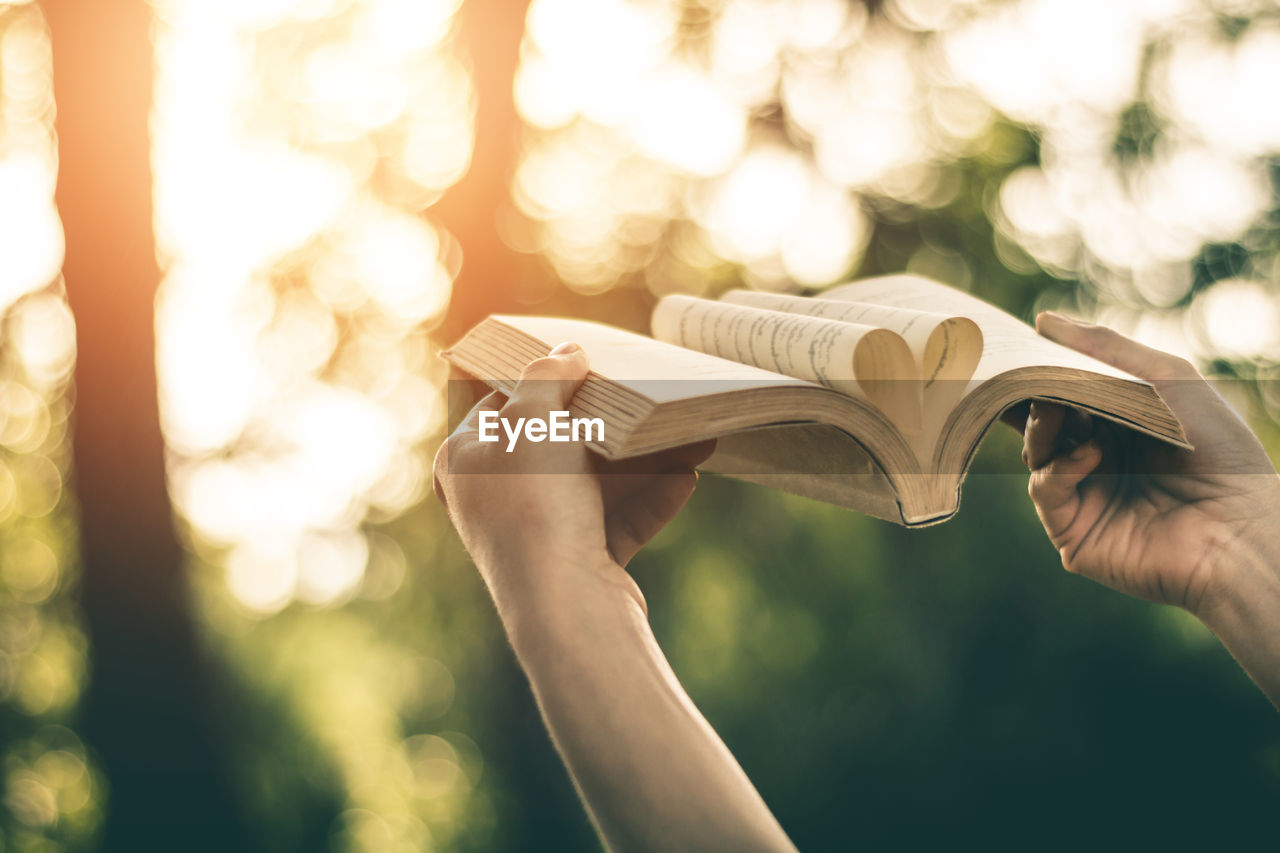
442,275,1189,526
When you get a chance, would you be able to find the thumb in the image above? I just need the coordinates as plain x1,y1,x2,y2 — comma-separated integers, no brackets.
501,341,590,421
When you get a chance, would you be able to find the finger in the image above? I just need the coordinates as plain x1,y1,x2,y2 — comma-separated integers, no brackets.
1035,312,1200,383
449,390,506,441
598,440,718,478
500,341,590,422
445,370,493,430
434,391,506,505
605,470,700,567
461,390,505,425
1057,408,1095,454
1022,401,1066,470
433,442,448,505
433,431,469,507
598,440,717,507
662,438,718,469
1027,439,1103,534
998,400,1032,433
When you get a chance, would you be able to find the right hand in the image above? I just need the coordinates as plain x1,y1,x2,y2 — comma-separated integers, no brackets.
1019,311,1280,620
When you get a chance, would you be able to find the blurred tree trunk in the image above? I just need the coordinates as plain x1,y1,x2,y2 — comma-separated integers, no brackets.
45,2,254,849
434,2,606,848
435,0,539,342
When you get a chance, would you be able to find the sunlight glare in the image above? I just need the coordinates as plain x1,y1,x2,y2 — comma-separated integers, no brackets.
401,56,474,193
156,271,266,455
1158,25,1280,158
225,540,299,615
699,145,865,285
295,529,369,606
302,43,409,140
1193,278,1280,361
629,63,745,177
8,292,75,389
318,201,453,326
358,0,459,57
522,0,674,128
944,0,1154,122
0,154,61,313
153,0,466,628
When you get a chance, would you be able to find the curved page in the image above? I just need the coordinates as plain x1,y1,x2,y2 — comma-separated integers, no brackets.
652,294,921,431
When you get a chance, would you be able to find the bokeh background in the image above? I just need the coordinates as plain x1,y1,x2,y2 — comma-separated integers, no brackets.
2,0,1279,849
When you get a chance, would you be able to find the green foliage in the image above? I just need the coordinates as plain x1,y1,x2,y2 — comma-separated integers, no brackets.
0,299,103,851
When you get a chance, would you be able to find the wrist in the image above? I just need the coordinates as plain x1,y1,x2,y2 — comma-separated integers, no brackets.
481,549,649,661
1200,532,1280,630
1194,476,1280,623
1197,532,1280,707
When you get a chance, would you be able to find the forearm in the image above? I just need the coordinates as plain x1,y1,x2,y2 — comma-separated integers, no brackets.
1201,539,1280,709
493,558,797,853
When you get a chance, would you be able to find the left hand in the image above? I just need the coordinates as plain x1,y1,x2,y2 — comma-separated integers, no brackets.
433,341,715,619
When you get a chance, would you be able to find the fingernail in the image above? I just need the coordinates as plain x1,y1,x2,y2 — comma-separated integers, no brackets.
1040,310,1077,325
549,341,581,356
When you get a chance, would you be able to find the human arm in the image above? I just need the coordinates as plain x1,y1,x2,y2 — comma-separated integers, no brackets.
1019,312,1280,708
434,343,799,852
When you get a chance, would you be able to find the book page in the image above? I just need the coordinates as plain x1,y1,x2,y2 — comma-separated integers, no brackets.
820,275,1140,385
652,294,921,431
495,314,810,403
719,289,982,386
